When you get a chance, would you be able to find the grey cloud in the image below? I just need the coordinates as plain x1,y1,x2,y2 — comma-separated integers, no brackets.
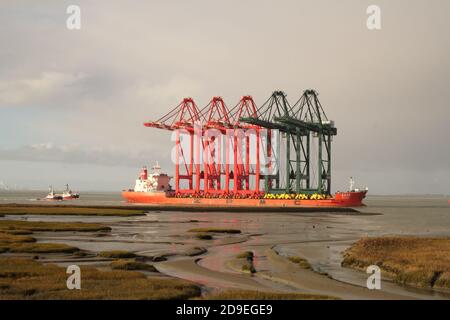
0,72,87,106
0,143,169,167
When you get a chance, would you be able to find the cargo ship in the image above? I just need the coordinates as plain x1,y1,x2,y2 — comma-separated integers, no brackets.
123,90,368,210
122,164,367,208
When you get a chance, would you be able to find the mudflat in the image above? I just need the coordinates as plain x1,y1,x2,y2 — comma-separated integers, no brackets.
1,198,450,300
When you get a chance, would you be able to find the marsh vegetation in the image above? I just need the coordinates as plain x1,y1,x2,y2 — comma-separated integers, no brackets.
0,258,200,299
342,237,450,290
0,205,146,217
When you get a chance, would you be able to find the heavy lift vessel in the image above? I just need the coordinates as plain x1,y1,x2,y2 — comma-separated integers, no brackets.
122,90,367,208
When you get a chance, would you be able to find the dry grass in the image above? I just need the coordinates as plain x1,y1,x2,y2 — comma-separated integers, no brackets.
6,243,78,254
0,232,35,244
342,237,450,290
241,264,256,274
236,252,255,273
288,256,312,270
236,251,253,259
0,205,146,217
0,220,111,233
110,259,158,272
204,289,336,300
0,230,79,254
195,233,213,240
2,230,33,235
0,220,105,254
99,251,136,259
0,258,201,299
188,228,241,234
0,220,107,255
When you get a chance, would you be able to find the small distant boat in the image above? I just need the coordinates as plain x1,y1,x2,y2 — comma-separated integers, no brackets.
62,184,80,200
43,185,79,201
45,186,63,201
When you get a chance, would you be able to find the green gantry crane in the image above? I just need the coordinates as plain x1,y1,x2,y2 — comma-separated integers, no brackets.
240,90,337,195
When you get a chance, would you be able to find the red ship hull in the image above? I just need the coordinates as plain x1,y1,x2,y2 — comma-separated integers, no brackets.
122,190,367,208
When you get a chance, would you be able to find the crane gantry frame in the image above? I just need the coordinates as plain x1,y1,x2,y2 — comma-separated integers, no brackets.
144,90,336,197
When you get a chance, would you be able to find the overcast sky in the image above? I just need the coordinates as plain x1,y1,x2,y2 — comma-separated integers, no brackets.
0,0,449,194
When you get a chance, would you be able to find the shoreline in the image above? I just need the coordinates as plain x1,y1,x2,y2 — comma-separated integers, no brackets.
0,202,362,213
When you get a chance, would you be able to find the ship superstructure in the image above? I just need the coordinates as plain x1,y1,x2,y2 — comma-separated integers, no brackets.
132,164,172,193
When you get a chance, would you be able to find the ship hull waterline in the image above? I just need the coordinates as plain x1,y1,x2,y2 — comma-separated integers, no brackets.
121,191,367,210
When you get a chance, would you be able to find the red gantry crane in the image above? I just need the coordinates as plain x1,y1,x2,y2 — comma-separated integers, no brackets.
144,98,202,195
144,95,264,198
197,97,232,196
228,96,262,197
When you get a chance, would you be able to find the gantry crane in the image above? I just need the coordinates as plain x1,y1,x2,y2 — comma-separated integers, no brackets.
144,90,336,197
144,98,202,194
240,90,336,195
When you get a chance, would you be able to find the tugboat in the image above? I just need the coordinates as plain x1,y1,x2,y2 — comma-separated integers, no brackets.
62,184,80,200
122,163,368,208
45,186,63,201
